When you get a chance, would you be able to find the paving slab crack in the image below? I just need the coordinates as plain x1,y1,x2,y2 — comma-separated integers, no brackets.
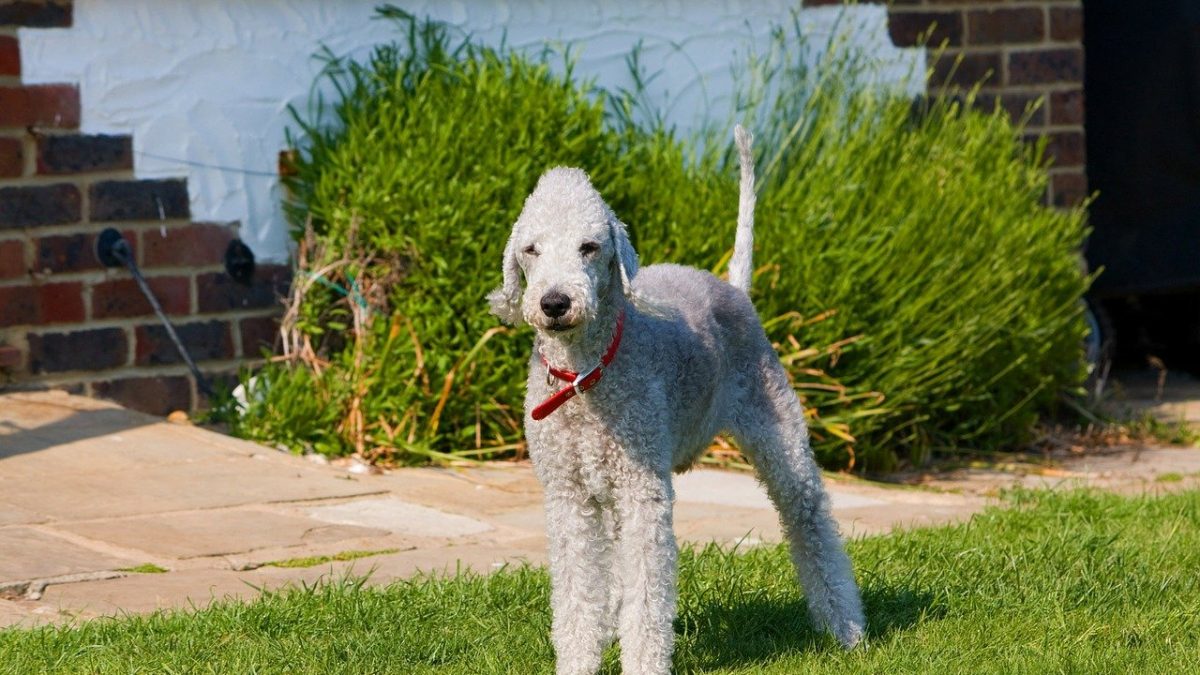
22,524,168,567
1,571,127,601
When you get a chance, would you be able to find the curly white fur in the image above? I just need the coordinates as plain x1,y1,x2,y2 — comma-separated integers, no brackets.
490,126,865,675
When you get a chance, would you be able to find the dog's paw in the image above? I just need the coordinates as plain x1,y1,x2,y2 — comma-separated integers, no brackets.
833,618,866,650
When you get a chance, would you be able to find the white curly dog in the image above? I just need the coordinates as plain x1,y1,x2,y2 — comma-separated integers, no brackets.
489,127,864,674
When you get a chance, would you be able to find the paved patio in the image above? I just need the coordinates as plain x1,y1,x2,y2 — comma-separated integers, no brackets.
2,390,1198,629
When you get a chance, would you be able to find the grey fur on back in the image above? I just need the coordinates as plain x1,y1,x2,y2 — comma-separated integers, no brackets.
489,127,864,675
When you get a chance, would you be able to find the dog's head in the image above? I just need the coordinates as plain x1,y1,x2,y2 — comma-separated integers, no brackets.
488,167,638,335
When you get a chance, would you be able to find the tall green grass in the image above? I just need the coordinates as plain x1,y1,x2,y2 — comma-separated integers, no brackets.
229,8,1089,470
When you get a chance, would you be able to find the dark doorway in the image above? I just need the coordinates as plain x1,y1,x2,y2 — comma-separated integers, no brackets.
1084,0,1200,374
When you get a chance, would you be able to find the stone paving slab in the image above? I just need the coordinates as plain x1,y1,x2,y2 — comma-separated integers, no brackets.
367,467,545,515
0,599,41,627
1,462,384,522
0,390,128,427
5,422,254,470
37,567,332,622
306,498,494,538
673,502,783,546
56,510,389,560
2,390,1197,630
0,528,137,583
0,502,48,528
24,543,550,627
1,393,383,522
913,446,1200,495
482,504,547,539
675,468,887,511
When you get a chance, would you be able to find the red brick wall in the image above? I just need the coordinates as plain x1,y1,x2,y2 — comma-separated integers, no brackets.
0,0,287,415
806,0,1087,208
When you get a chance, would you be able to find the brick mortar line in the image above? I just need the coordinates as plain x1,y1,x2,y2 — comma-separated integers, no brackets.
10,308,284,334
1025,124,1086,135
117,220,236,231
889,2,1079,8
0,126,84,136
79,175,185,189
895,6,1075,15
1,171,167,188
960,76,1083,86
188,266,199,315
129,228,142,267
124,324,136,367
20,130,35,177
16,127,129,138
958,40,1070,53
861,1,1071,7
951,82,1084,95
979,86,1085,96
0,274,225,291
0,219,212,239
79,174,90,222
12,358,266,387
0,174,83,189
0,183,194,219
230,305,246,357
929,76,1083,94
57,168,139,182
0,265,232,286
81,274,94,321
0,160,136,183
84,217,200,229
933,43,1082,53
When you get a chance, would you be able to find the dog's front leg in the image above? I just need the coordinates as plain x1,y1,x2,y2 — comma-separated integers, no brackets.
614,468,677,675
544,487,617,675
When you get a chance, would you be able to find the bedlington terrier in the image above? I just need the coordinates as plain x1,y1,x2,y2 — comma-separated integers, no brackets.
489,126,864,674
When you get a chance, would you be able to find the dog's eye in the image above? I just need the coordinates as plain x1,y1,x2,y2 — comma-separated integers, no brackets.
523,244,539,256
579,241,600,257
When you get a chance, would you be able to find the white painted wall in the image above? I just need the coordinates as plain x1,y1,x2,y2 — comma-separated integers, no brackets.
21,0,922,263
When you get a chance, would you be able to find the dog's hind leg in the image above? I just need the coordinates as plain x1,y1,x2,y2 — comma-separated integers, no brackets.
730,365,866,648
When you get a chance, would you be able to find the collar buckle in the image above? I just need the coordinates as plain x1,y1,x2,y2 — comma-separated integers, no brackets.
572,365,602,393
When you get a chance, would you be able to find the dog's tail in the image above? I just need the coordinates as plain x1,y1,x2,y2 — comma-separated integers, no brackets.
728,124,756,294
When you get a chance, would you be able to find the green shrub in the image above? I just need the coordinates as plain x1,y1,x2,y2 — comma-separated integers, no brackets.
231,8,1089,471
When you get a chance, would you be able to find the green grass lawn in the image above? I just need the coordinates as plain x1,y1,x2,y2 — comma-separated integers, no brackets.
3,489,1198,674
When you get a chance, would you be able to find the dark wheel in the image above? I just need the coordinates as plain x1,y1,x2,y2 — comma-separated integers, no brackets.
1083,297,1115,397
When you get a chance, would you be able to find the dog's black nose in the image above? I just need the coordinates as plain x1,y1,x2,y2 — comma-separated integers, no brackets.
540,291,571,319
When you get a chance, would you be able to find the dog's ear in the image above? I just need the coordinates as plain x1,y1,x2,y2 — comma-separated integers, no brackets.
487,227,524,325
608,216,639,298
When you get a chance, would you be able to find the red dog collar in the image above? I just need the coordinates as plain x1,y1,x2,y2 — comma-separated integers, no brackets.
531,310,625,421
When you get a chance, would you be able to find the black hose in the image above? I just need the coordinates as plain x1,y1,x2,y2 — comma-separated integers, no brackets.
98,230,214,398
